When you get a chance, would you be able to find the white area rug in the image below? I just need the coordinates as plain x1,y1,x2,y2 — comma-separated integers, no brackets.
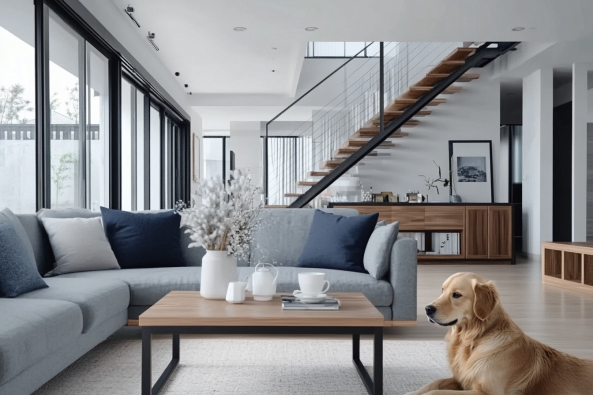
34,339,450,395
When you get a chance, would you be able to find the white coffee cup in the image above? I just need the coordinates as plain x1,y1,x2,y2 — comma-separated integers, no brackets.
297,272,331,296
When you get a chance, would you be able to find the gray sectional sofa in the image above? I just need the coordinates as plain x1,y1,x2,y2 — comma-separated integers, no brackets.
0,208,417,395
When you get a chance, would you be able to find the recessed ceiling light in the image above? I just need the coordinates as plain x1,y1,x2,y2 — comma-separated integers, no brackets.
271,70,276,72
305,27,318,32
233,27,247,31
271,47,277,50
512,27,525,31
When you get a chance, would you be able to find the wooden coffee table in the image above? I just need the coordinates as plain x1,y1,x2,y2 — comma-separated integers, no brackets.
139,291,385,395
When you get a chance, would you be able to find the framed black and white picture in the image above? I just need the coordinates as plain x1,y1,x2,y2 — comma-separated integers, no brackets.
448,140,493,203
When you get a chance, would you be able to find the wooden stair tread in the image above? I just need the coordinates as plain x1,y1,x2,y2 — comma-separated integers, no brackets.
297,181,317,186
457,73,480,82
284,193,302,198
429,60,466,75
323,160,365,169
388,98,446,111
443,47,476,62
351,130,409,139
335,149,378,157
345,140,395,148
402,86,462,99
309,171,330,177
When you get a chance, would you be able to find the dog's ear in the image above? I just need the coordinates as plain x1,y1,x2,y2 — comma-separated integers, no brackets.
472,279,498,321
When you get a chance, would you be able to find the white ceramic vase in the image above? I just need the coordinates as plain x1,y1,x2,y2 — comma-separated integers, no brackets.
200,250,238,299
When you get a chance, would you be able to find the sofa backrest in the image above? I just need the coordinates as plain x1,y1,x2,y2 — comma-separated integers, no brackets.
16,212,206,276
249,208,359,267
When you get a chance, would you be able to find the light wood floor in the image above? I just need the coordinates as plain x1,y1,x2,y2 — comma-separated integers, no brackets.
388,254,593,359
114,255,593,359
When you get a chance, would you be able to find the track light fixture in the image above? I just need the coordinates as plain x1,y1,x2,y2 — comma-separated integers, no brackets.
147,32,159,51
124,5,141,28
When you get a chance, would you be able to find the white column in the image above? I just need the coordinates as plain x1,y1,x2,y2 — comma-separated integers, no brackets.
229,121,262,187
572,64,588,241
522,69,554,254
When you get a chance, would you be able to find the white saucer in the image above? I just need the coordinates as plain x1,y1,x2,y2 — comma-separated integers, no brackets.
292,291,328,303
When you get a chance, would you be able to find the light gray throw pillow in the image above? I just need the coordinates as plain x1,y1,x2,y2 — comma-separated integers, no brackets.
363,221,399,279
0,208,37,269
40,217,120,276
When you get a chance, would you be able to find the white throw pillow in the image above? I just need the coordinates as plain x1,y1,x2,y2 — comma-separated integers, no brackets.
40,217,120,276
363,221,399,279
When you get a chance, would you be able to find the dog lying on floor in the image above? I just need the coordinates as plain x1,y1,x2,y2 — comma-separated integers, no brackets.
405,272,593,395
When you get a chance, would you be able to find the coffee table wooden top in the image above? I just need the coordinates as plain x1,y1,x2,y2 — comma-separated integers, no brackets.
139,291,384,327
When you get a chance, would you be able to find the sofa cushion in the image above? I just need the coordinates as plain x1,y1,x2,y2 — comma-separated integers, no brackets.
16,214,55,275
40,217,121,276
260,266,393,307
250,208,359,267
0,299,83,385
100,207,186,269
297,210,379,273
18,278,129,333
0,221,48,297
60,266,392,307
59,267,202,305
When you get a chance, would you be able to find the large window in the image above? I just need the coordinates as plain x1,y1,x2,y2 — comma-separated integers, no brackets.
203,136,231,183
0,0,36,213
149,105,161,209
0,0,190,213
48,8,109,210
121,77,146,210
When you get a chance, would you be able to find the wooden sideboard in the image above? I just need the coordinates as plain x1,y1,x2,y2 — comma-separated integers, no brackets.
328,203,514,264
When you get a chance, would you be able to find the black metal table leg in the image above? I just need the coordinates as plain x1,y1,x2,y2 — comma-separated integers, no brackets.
374,327,383,394
142,328,152,395
352,329,383,395
151,332,180,395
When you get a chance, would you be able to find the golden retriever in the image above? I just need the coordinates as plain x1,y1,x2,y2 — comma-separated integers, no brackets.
405,272,593,395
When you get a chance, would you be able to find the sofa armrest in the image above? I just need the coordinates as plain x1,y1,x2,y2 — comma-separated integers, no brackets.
389,236,417,321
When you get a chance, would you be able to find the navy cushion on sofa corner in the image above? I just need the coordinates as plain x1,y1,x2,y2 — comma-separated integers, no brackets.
0,220,48,297
100,207,186,269
296,209,379,273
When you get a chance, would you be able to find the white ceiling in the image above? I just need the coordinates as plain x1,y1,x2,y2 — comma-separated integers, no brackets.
110,0,593,97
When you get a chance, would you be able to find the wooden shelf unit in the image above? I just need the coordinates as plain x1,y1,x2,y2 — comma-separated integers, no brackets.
542,242,593,294
329,203,514,264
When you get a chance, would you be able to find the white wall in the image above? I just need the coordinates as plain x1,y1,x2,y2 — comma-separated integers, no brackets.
522,69,554,254
229,122,261,187
356,69,505,203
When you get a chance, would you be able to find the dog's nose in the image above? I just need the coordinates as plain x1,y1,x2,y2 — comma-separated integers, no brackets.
425,305,436,316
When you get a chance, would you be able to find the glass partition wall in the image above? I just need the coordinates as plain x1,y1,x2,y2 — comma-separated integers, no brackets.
0,0,191,213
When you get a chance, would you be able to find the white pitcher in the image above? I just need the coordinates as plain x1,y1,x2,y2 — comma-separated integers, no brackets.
246,263,278,301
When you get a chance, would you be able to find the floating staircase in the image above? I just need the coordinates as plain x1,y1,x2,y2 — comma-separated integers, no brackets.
265,42,519,206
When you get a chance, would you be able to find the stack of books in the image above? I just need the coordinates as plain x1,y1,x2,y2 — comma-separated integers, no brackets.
281,295,340,310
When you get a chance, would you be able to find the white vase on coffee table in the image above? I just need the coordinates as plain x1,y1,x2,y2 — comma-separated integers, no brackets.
200,250,237,299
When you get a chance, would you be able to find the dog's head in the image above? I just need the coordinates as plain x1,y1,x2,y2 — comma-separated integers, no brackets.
425,272,499,327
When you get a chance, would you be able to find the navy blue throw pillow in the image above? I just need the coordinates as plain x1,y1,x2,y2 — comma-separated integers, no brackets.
297,210,379,273
0,221,48,297
100,207,186,269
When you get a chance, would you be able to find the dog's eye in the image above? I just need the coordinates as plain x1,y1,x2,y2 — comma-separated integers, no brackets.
452,292,462,299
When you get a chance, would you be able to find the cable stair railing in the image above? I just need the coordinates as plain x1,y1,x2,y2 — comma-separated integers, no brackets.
264,41,519,208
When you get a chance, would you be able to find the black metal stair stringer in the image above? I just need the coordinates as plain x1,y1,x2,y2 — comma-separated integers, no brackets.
289,42,520,208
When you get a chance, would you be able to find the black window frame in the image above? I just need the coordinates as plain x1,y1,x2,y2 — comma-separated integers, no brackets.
33,0,190,211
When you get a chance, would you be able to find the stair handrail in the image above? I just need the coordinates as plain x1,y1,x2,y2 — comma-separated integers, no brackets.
264,41,377,203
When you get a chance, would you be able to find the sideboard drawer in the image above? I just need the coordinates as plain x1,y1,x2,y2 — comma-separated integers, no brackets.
424,206,465,230
391,206,425,230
